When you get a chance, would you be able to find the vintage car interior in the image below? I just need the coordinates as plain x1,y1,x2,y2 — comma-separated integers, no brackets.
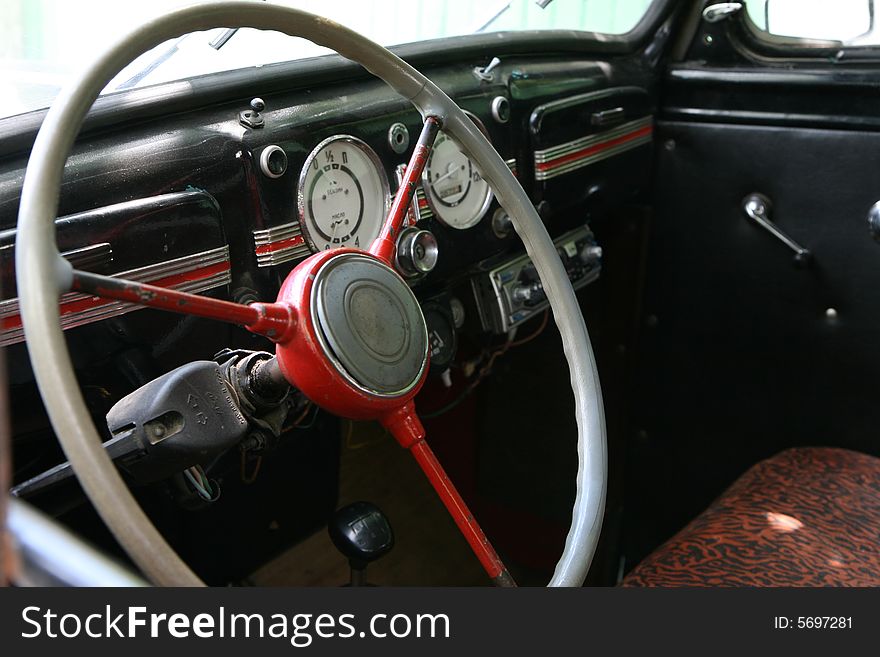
2,0,880,587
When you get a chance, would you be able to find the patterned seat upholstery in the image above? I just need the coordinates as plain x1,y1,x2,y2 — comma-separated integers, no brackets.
622,448,880,587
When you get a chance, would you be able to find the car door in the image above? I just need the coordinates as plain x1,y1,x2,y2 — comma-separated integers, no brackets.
625,0,880,568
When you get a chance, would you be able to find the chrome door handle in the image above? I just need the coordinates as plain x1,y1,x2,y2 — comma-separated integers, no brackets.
742,193,812,267
702,3,743,23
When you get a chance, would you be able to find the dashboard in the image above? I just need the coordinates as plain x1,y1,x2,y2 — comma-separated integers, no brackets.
0,56,653,345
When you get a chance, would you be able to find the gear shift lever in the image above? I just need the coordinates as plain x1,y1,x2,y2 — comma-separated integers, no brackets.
328,501,394,586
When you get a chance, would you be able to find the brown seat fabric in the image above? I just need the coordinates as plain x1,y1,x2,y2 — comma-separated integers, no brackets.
622,447,880,587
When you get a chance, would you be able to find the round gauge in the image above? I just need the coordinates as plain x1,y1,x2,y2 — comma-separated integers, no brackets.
422,115,494,230
298,135,390,252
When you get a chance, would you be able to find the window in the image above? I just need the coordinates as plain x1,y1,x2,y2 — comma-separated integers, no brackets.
0,0,657,119
745,0,880,46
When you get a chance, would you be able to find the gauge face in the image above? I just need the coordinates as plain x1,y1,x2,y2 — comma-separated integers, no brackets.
422,121,493,230
298,135,390,252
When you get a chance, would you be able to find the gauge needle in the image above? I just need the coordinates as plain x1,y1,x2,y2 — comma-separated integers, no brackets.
431,161,460,188
330,219,342,242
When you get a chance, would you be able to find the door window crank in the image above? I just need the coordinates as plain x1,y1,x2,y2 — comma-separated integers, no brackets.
742,193,812,267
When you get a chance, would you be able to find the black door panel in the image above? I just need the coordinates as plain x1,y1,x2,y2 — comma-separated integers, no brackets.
623,3,880,569
626,117,880,566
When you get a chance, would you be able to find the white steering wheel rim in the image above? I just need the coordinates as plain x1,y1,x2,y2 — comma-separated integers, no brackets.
15,1,606,587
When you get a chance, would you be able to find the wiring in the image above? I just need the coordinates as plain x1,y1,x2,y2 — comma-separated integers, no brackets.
183,464,219,501
292,402,321,430
235,401,314,486
421,310,550,418
509,309,550,347
290,401,314,427
240,452,263,485
343,419,384,450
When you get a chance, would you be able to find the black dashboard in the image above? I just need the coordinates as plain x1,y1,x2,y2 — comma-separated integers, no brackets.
0,55,654,346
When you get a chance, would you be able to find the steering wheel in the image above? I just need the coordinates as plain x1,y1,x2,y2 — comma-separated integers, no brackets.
15,1,606,587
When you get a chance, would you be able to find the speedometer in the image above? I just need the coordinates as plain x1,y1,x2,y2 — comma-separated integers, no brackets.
298,135,390,252
421,114,493,230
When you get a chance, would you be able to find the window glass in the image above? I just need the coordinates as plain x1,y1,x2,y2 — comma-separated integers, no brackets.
745,0,880,46
0,0,656,119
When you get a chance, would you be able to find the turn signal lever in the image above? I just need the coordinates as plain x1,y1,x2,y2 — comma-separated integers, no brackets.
12,352,292,498
329,501,394,587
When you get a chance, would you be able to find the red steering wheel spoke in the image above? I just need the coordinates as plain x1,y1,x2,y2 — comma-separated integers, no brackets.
70,269,295,341
410,439,516,586
384,402,516,586
369,116,442,265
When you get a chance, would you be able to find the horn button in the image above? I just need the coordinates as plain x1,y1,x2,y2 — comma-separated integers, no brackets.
312,253,428,396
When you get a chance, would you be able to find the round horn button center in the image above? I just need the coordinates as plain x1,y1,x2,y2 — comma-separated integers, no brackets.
346,283,409,359
312,254,428,396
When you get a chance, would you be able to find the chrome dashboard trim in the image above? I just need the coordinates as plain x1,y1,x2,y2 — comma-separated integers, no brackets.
533,116,653,181
0,246,231,347
253,220,310,267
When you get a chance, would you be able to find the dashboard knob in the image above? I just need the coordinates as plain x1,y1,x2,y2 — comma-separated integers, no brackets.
580,244,603,267
240,98,266,128
396,228,439,277
512,281,545,306
491,208,514,239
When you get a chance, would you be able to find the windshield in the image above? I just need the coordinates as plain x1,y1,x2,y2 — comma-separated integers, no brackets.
0,0,654,119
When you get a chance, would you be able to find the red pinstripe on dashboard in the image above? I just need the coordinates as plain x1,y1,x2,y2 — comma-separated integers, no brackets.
0,261,231,333
0,246,232,346
535,125,653,174
533,116,653,181
254,234,306,257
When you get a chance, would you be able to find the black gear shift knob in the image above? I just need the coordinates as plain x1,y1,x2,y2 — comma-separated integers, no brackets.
328,501,394,584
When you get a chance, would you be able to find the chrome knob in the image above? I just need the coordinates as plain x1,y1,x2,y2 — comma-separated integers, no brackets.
512,281,545,306
580,244,603,267
491,208,513,239
396,228,438,277
387,122,410,154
